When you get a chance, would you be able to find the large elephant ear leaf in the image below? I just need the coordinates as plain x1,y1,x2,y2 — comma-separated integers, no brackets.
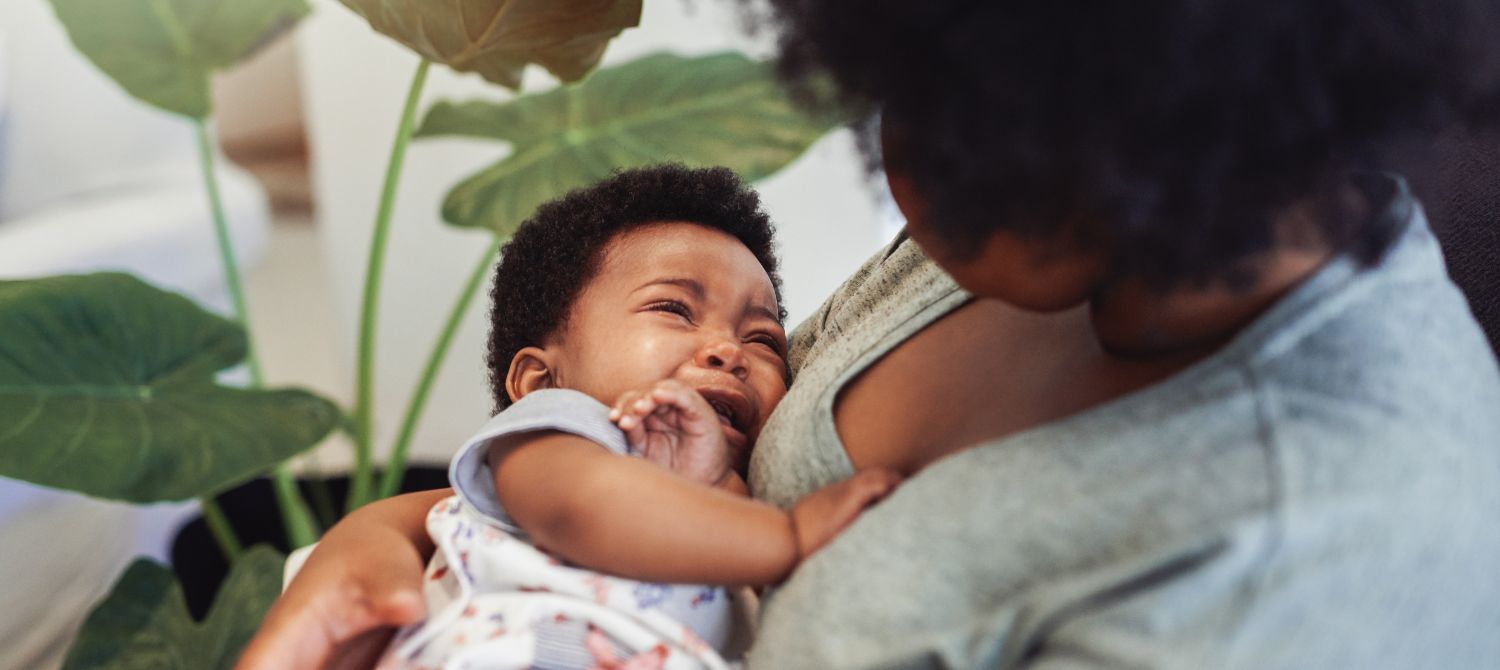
0,273,340,502
47,0,311,117
338,0,642,90
416,51,846,237
62,545,284,670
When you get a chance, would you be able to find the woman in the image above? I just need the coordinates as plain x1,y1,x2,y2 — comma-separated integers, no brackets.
241,0,1500,667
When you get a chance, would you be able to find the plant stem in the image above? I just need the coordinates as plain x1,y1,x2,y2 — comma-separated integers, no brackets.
378,237,501,499
349,59,432,512
200,497,242,563
194,118,319,548
306,469,339,529
194,120,264,387
273,470,320,548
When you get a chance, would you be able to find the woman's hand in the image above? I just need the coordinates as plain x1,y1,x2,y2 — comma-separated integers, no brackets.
235,489,449,670
609,379,736,487
788,468,904,560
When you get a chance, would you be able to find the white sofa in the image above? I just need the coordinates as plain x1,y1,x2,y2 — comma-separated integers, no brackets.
0,2,271,667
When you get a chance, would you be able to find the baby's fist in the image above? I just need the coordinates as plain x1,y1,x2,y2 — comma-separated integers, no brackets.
609,379,733,486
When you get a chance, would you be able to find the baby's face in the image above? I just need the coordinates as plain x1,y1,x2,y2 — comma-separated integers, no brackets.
550,221,789,453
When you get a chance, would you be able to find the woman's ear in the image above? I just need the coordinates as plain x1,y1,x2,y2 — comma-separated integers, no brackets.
505,347,554,403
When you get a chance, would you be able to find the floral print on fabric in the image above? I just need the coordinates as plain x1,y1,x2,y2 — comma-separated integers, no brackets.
378,497,733,670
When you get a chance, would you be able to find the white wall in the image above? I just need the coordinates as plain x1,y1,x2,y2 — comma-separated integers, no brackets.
213,33,305,152
0,0,196,220
295,0,892,468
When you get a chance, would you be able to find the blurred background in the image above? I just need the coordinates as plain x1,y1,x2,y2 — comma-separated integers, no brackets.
4,1,1499,668
0,0,897,666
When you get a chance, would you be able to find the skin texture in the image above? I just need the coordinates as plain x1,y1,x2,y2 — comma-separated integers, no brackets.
610,378,750,494
229,0,1472,660
238,162,1341,670
834,122,1340,477
492,431,899,584
236,222,900,670
506,221,791,460
235,488,448,670
493,221,898,584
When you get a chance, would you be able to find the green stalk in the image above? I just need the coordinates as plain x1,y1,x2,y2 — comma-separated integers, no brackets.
306,468,339,529
272,470,319,548
378,238,501,499
194,120,264,388
200,497,242,563
349,59,432,512
194,118,319,549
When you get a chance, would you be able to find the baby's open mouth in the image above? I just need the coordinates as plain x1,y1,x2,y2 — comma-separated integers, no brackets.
708,399,736,428
696,387,751,436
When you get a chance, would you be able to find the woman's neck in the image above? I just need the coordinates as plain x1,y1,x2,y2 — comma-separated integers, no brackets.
1088,246,1333,359
1088,188,1365,360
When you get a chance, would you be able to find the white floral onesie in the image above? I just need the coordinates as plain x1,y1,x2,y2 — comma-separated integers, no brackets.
379,389,735,670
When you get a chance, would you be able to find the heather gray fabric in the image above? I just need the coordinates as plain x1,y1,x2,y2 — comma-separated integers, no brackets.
747,174,1500,669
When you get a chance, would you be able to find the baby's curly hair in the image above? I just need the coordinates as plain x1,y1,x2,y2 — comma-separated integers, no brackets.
485,164,782,412
759,0,1500,288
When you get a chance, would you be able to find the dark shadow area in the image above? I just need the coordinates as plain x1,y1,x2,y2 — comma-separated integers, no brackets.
171,465,451,620
1401,128,1500,358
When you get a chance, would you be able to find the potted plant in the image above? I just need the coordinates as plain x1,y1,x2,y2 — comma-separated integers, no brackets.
0,0,842,665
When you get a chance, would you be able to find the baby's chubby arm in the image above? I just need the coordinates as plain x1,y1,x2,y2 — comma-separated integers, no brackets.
491,433,900,586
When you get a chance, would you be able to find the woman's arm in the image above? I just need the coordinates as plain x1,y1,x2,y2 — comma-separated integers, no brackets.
494,432,899,586
235,488,450,670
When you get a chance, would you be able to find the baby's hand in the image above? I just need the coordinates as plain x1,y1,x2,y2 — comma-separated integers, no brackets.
789,468,903,560
610,379,735,487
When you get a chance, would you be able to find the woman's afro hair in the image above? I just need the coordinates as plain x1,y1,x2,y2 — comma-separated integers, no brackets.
758,0,1500,288
485,164,781,412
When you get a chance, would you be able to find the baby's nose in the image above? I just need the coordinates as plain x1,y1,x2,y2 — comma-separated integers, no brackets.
696,339,748,378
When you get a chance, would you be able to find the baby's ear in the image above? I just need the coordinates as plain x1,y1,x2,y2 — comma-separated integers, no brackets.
506,347,554,402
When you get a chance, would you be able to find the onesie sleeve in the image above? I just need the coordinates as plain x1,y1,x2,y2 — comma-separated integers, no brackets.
448,388,630,531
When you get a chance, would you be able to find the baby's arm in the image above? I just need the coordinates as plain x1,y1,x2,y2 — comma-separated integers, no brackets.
492,433,899,585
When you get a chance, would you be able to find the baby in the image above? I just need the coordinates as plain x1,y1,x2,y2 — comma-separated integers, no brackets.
379,165,901,670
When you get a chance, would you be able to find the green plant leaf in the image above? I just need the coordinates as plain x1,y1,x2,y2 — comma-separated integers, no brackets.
415,51,845,236
338,0,642,89
62,545,284,670
48,0,311,118
0,273,339,502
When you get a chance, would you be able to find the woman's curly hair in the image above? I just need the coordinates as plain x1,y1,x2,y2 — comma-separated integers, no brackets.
759,0,1500,288
485,164,781,412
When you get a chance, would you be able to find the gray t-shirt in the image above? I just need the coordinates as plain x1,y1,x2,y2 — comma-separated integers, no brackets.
747,174,1500,668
